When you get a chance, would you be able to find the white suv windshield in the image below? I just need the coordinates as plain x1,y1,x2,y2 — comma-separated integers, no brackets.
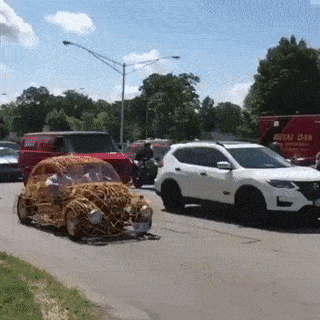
227,147,291,169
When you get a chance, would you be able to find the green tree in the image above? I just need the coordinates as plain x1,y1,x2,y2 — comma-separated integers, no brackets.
7,86,53,135
45,109,71,131
61,90,96,118
139,73,201,141
237,109,259,140
214,102,242,135
244,36,320,116
198,96,216,133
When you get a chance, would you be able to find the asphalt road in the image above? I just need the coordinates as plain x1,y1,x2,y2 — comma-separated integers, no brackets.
1,182,320,319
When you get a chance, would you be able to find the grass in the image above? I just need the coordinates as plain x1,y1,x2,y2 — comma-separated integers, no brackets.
0,252,109,320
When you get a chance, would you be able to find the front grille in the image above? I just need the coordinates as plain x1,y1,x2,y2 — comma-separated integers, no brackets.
293,181,320,201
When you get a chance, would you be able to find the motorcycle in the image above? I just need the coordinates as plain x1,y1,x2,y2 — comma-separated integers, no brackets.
132,158,158,188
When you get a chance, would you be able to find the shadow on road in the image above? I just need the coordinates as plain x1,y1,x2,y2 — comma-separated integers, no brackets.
166,203,320,234
28,223,161,245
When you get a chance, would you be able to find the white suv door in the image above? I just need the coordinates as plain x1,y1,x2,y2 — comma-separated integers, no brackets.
172,146,234,202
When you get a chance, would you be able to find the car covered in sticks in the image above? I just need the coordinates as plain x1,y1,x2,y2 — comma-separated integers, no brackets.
16,155,153,240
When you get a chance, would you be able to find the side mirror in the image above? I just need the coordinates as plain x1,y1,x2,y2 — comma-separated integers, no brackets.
217,161,233,170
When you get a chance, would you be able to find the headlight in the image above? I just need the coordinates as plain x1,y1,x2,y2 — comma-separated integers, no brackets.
140,205,153,219
267,180,296,189
88,209,103,224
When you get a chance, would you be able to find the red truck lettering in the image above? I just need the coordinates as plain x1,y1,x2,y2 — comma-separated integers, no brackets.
259,114,320,166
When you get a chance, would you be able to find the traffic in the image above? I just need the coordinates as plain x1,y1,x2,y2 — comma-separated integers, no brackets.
5,130,320,239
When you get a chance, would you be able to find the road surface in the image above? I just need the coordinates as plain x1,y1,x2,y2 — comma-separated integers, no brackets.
1,182,320,319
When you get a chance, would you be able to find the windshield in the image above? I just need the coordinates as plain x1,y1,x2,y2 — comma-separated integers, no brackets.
63,134,119,153
66,162,121,183
227,147,292,169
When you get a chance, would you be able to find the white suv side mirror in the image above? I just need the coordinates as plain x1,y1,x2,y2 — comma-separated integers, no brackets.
217,161,233,170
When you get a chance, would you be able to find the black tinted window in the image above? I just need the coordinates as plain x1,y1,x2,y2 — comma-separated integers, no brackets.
63,134,118,153
174,147,227,167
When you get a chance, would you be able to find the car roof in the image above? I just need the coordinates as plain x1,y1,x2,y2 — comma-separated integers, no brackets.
0,141,20,148
33,155,109,172
170,141,263,149
0,140,19,144
23,131,110,136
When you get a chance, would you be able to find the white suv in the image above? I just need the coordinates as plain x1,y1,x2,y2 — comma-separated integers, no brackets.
154,141,320,220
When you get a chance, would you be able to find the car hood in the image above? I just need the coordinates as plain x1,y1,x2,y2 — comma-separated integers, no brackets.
0,156,18,164
247,166,320,181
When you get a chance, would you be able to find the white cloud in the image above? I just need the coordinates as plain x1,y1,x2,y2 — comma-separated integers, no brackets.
213,82,252,107
45,11,96,35
0,0,38,47
228,82,252,107
124,49,178,78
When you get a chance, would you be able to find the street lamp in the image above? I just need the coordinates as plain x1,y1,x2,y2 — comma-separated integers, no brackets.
62,40,180,149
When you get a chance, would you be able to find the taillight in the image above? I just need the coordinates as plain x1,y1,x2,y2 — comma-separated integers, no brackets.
158,159,164,167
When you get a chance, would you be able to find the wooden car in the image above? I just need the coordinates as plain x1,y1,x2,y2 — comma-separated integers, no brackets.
17,155,153,240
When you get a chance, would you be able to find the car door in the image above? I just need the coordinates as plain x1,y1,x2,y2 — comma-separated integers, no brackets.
171,147,207,199
172,147,230,201
190,147,235,203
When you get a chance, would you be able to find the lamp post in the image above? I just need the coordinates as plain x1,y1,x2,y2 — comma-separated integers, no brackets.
62,40,180,149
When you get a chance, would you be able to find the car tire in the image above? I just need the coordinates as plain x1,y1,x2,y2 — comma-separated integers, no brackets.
161,181,185,213
235,188,267,224
65,211,82,240
17,195,31,225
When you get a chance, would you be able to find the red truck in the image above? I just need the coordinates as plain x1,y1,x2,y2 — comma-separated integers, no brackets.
259,114,320,166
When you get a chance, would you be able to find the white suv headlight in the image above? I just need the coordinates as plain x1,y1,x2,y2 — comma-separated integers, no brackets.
267,180,296,189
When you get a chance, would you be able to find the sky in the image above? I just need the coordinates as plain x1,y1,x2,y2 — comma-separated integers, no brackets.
0,0,320,108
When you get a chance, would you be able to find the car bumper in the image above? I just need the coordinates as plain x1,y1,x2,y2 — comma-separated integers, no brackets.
265,188,320,213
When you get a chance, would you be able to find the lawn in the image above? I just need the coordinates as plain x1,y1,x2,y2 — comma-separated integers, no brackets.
0,252,109,320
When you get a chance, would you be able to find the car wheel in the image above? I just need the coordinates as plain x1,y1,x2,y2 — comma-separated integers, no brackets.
66,211,82,240
161,181,185,213
17,195,31,225
236,188,267,224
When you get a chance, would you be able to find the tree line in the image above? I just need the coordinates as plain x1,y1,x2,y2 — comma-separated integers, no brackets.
0,73,244,143
2,35,320,144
